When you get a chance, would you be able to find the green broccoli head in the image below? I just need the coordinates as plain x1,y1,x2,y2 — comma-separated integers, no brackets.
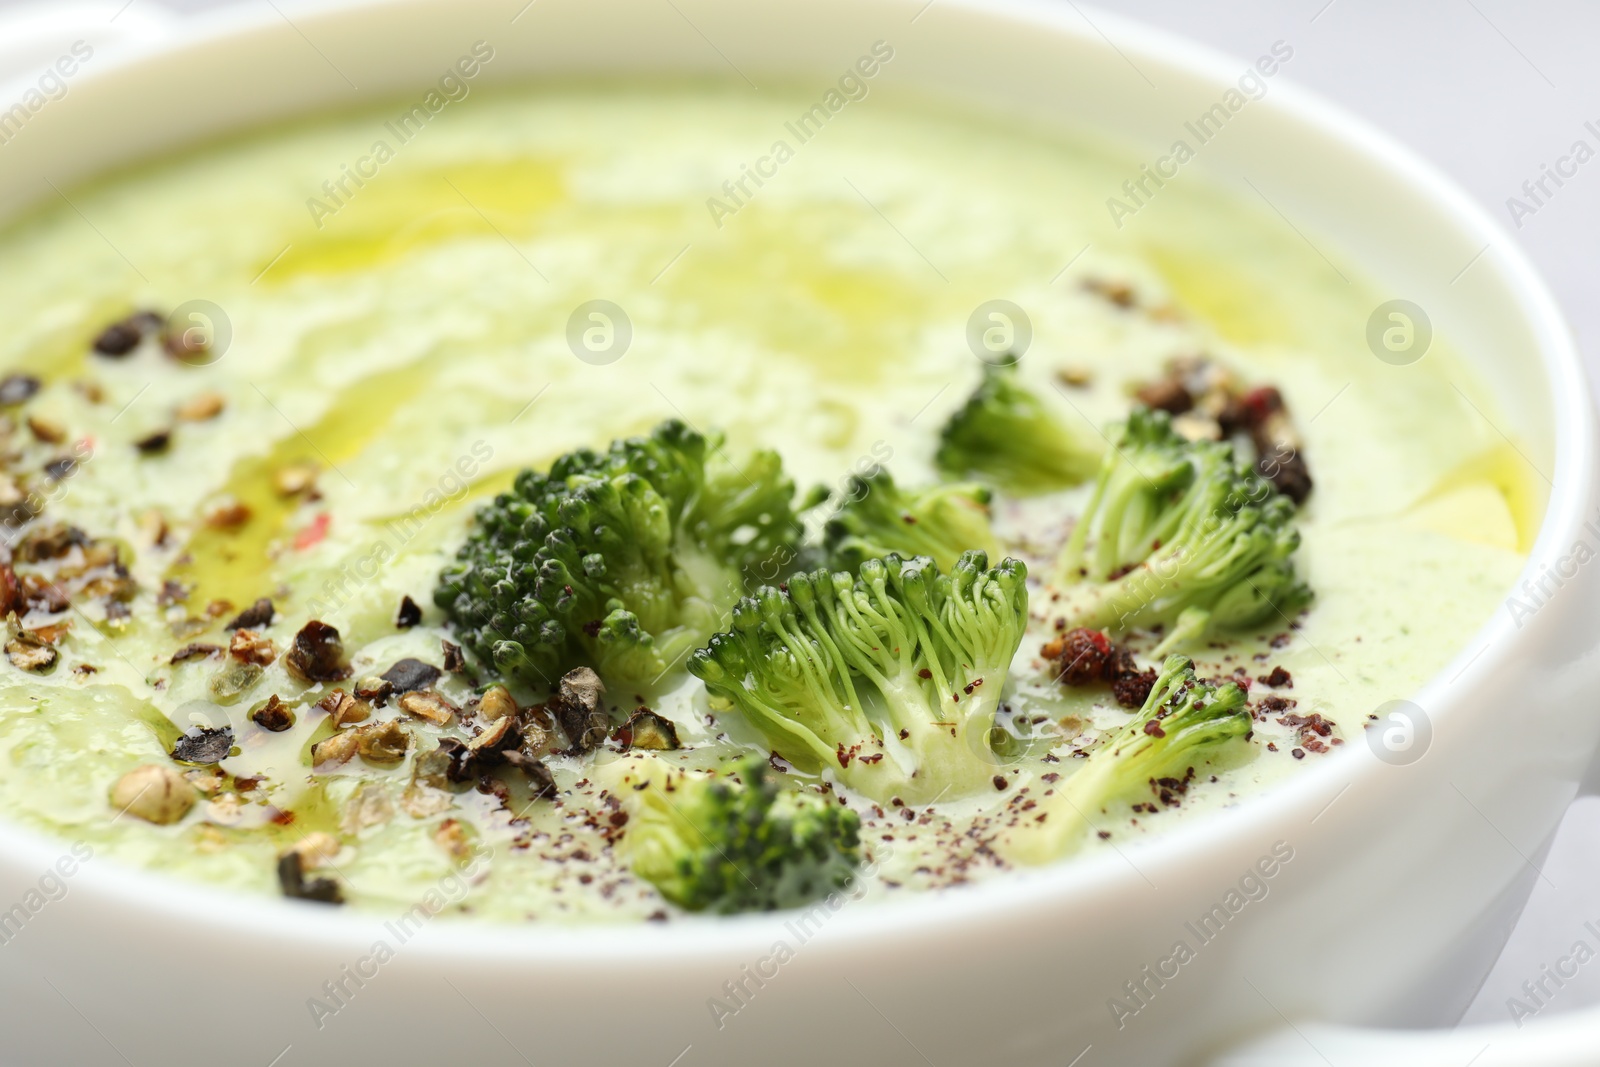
823,466,997,573
1001,654,1252,864
608,754,862,914
689,550,1030,804
435,420,801,691
1053,406,1310,650
935,364,1101,494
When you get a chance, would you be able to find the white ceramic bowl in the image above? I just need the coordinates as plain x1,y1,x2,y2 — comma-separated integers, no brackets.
0,2,1595,1065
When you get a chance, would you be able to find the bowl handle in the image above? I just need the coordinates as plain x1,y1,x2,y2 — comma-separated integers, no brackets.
1208,1004,1600,1066
0,1,175,79
1212,768,1600,1066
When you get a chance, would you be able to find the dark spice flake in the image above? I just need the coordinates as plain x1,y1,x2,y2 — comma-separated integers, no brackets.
394,595,422,629
284,620,350,683
1046,627,1157,708
0,374,41,406
1258,666,1293,688
157,579,190,607
134,429,172,454
224,598,274,630
380,657,441,693
170,642,220,665
555,667,609,754
171,725,234,765
43,456,77,481
277,851,342,904
91,311,163,358
250,695,295,732
91,322,141,357
501,751,558,799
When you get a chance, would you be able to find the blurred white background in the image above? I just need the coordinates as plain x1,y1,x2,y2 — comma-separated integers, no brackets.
0,0,1595,1036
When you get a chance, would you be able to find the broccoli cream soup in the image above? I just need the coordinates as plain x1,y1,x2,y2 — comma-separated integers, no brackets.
0,80,1531,920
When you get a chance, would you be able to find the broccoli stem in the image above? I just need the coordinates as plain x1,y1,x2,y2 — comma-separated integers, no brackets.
998,654,1252,864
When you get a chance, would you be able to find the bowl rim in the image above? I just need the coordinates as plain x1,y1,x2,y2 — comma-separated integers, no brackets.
0,0,1589,963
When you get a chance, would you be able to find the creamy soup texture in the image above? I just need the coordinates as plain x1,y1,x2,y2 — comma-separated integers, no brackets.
0,83,1532,921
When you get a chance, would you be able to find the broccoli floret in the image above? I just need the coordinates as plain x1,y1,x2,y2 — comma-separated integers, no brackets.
435,420,801,691
1053,407,1309,651
604,754,861,914
688,550,1029,804
823,466,997,573
1000,654,1251,863
935,364,1101,494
